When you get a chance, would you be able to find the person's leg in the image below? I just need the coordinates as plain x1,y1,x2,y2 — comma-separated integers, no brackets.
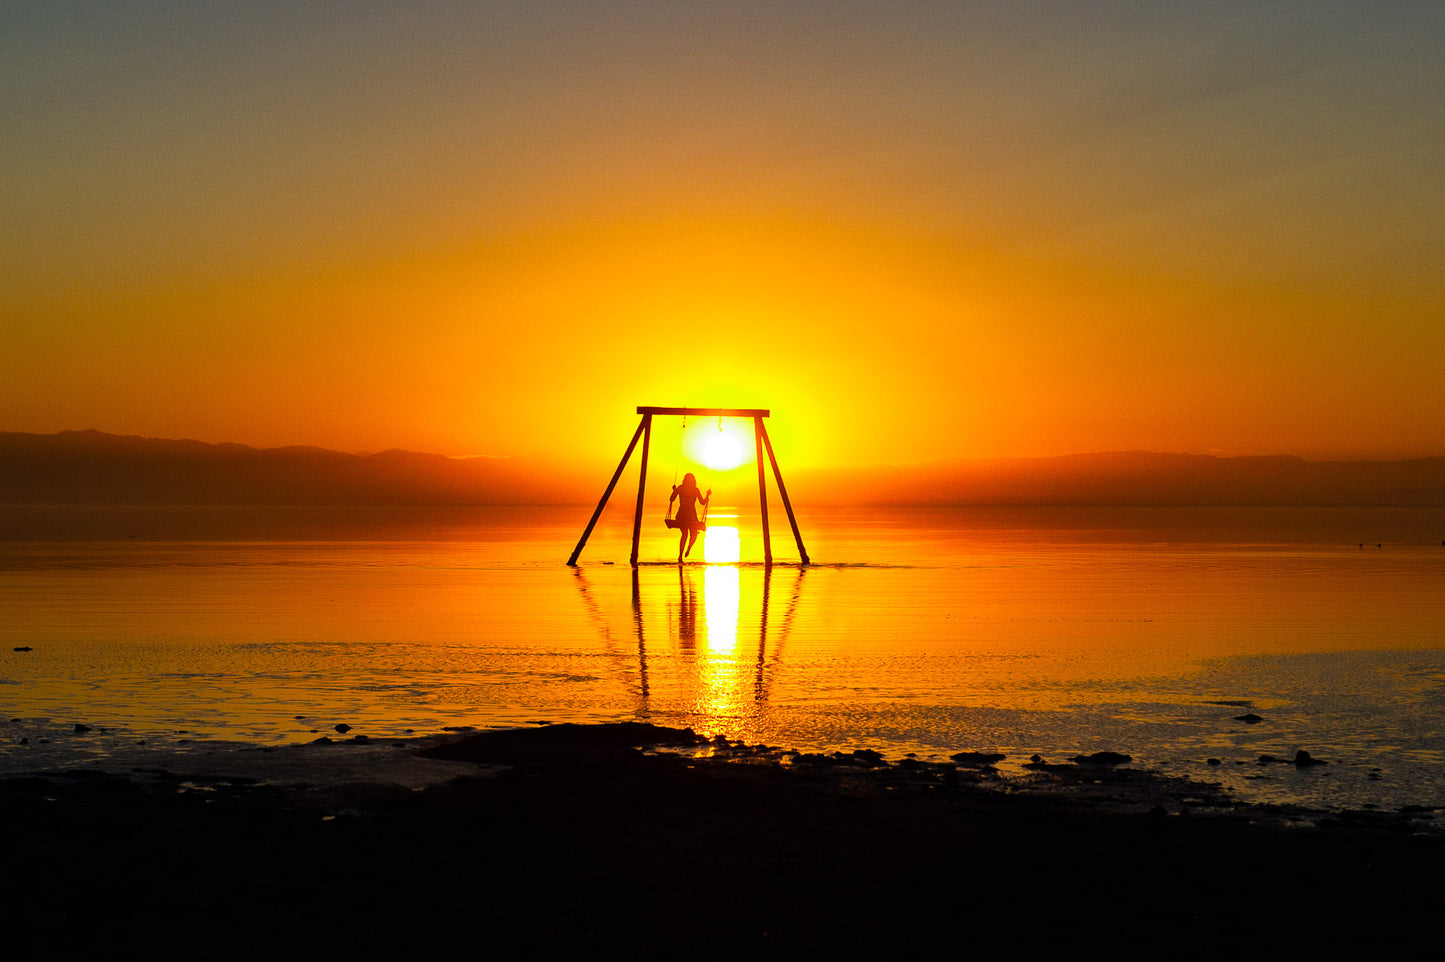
686,527,701,557
677,528,686,563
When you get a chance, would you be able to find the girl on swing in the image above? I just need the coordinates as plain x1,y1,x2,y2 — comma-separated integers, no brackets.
669,473,711,563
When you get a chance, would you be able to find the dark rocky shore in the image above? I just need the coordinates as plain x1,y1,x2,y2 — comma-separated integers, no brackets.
3,723,1441,960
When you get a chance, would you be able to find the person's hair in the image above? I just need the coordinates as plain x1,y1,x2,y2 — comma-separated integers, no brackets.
681,472,697,488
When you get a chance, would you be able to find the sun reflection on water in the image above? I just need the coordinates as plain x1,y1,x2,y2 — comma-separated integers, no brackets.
703,564,740,653
702,523,741,564
589,562,804,736
699,564,745,719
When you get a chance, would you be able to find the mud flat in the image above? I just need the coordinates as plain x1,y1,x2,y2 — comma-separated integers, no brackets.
3,723,1441,959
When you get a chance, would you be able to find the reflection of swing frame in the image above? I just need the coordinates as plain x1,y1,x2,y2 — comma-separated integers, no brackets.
568,406,810,567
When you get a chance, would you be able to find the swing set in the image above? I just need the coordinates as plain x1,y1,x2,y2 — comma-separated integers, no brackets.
567,406,810,567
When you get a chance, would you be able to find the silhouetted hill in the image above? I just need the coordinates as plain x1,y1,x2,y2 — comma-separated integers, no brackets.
0,430,587,505
3,431,1444,506
801,451,1445,506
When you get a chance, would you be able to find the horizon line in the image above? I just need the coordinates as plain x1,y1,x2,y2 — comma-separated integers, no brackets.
6,427,1445,467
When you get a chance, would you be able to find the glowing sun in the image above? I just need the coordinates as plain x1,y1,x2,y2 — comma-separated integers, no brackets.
688,420,753,471
703,525,741,563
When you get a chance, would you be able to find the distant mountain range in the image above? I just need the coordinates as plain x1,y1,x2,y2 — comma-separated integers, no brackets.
800,451,1445,506
0,430,584,506
3,430,1445,506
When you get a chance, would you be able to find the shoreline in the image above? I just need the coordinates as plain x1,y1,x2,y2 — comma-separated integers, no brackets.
4,722,1441,958
5,711,1441,818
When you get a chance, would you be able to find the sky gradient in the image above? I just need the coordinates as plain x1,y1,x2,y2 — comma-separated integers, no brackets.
4,1,1443,470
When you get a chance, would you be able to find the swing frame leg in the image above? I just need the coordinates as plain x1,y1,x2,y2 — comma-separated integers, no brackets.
629,413,653,567
567,414,648,566
754,416,772,566
759,419,810,566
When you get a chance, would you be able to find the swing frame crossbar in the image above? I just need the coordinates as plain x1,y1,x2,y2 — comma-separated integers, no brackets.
567,406,810,567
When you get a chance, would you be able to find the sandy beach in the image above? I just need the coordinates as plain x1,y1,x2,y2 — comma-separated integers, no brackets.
3,722,1440,960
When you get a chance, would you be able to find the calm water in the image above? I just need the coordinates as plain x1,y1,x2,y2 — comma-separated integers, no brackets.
3,504,1444,812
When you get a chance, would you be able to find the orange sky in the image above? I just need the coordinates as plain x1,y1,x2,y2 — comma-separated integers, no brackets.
4,3,1444,471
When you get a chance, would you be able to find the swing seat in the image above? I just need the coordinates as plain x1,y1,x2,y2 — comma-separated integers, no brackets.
664,518,705,531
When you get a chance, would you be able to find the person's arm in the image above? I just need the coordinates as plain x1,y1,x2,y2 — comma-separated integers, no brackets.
703,489,712,504
669,485,679,504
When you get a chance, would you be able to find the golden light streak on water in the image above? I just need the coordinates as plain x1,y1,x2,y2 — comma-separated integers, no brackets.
702,525,741,564
703,565,740,653
699,564,743,719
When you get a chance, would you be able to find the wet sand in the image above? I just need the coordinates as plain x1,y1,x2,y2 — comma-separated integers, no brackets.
3,723,1441,960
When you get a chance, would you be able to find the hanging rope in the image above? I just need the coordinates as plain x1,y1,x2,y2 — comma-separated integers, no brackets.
666,412,685,521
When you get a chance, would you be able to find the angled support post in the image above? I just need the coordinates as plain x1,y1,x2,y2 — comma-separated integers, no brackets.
754,415,772,566
629,412,654,566
567,414,647,566
758,420,810,565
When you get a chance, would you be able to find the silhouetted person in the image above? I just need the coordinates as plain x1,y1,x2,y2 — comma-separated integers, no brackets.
669,472,710,562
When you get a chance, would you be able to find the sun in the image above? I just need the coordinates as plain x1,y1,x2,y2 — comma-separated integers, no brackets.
700,431,746,470
686,420,753,472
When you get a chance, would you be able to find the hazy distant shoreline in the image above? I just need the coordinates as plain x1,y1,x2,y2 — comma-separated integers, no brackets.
4,428,1445,508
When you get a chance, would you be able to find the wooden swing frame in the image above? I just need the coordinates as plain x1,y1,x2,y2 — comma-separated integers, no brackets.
567,406,810,567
